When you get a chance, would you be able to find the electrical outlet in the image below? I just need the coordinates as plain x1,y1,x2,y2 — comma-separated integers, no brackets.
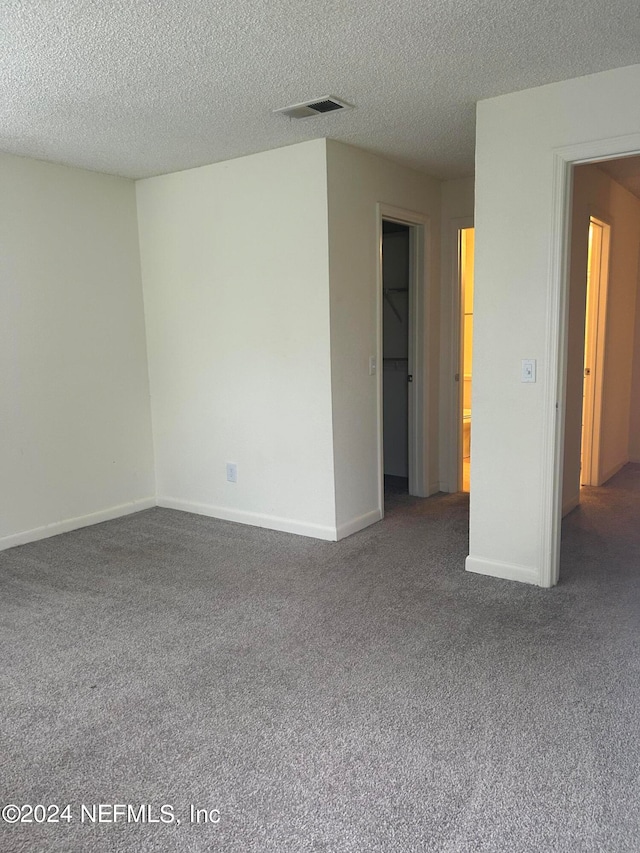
226,463,237,483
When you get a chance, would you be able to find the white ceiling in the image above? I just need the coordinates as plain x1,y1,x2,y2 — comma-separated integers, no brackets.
2,0,640,180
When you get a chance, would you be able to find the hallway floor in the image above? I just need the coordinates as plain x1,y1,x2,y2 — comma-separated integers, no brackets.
560,461,640,583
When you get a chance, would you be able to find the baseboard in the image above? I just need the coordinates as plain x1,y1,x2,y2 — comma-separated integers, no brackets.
465,555,539,586
0,497,156,553
562,493,580,517
336,508,382,540
600,459,627,485
408,482,442,498
629,457,640,464
438,482,466,494
158,497,338,541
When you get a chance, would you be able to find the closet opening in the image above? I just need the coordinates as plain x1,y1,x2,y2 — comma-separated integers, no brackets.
382,219,411,499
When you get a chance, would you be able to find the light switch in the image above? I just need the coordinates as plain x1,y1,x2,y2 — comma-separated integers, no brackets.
369,356,377,376
521,359,536,383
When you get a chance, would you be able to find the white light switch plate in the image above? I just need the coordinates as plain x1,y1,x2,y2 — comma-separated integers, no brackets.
521,359,536,383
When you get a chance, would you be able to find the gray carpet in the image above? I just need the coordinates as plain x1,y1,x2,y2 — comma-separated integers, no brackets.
1,466,639,852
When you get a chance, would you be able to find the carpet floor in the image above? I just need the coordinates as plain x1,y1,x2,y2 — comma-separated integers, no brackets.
1,466,639,852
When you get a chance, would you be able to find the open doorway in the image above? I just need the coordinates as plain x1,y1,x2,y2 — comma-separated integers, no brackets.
554,155,640,583
459,228,475,493
580,216,610,487
377,205,430,510
382,220,411,498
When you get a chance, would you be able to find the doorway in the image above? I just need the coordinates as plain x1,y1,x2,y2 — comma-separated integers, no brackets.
376,204,430,510
551,153,640,585
580,216,610,487
458,228,475,493
382,220,411,497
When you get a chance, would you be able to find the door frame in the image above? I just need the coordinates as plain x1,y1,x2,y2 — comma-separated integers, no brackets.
542,133,640,587
581,215,611,487
376,204,431,508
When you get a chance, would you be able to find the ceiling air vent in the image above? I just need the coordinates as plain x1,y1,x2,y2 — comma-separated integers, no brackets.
273,96,353,120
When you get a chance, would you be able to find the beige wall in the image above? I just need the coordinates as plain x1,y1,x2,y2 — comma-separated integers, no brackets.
3,138,444,549
563,165,640,512
139,138,446,541
0,152,155,549
326,140,442,534
136,140,338,539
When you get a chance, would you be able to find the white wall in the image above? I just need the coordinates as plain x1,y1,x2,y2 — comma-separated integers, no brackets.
326,140,441,535
439,177,475,492
0,153,155,549
472,64,640,585
136,139,337,539
563,164,640,511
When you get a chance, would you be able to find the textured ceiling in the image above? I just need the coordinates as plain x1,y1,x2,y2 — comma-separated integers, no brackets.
2,1,640,180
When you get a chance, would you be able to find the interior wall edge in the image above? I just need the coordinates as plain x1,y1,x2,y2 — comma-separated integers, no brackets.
465,555,540,586
157,497,338,542
600,459,628,486
428,480,441,496
136,139,336,539
0,498,156,553
562,494,580,517
335,509,383,541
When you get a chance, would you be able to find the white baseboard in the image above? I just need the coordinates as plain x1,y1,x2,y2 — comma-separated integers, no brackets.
336,508,382,540
439,481,463,494
158,497,338,541
562,493,580,517
465,555,539,586
0,497,157,553
408,482,441,498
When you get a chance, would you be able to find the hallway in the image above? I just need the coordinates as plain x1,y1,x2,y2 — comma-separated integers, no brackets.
560,462,640,586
